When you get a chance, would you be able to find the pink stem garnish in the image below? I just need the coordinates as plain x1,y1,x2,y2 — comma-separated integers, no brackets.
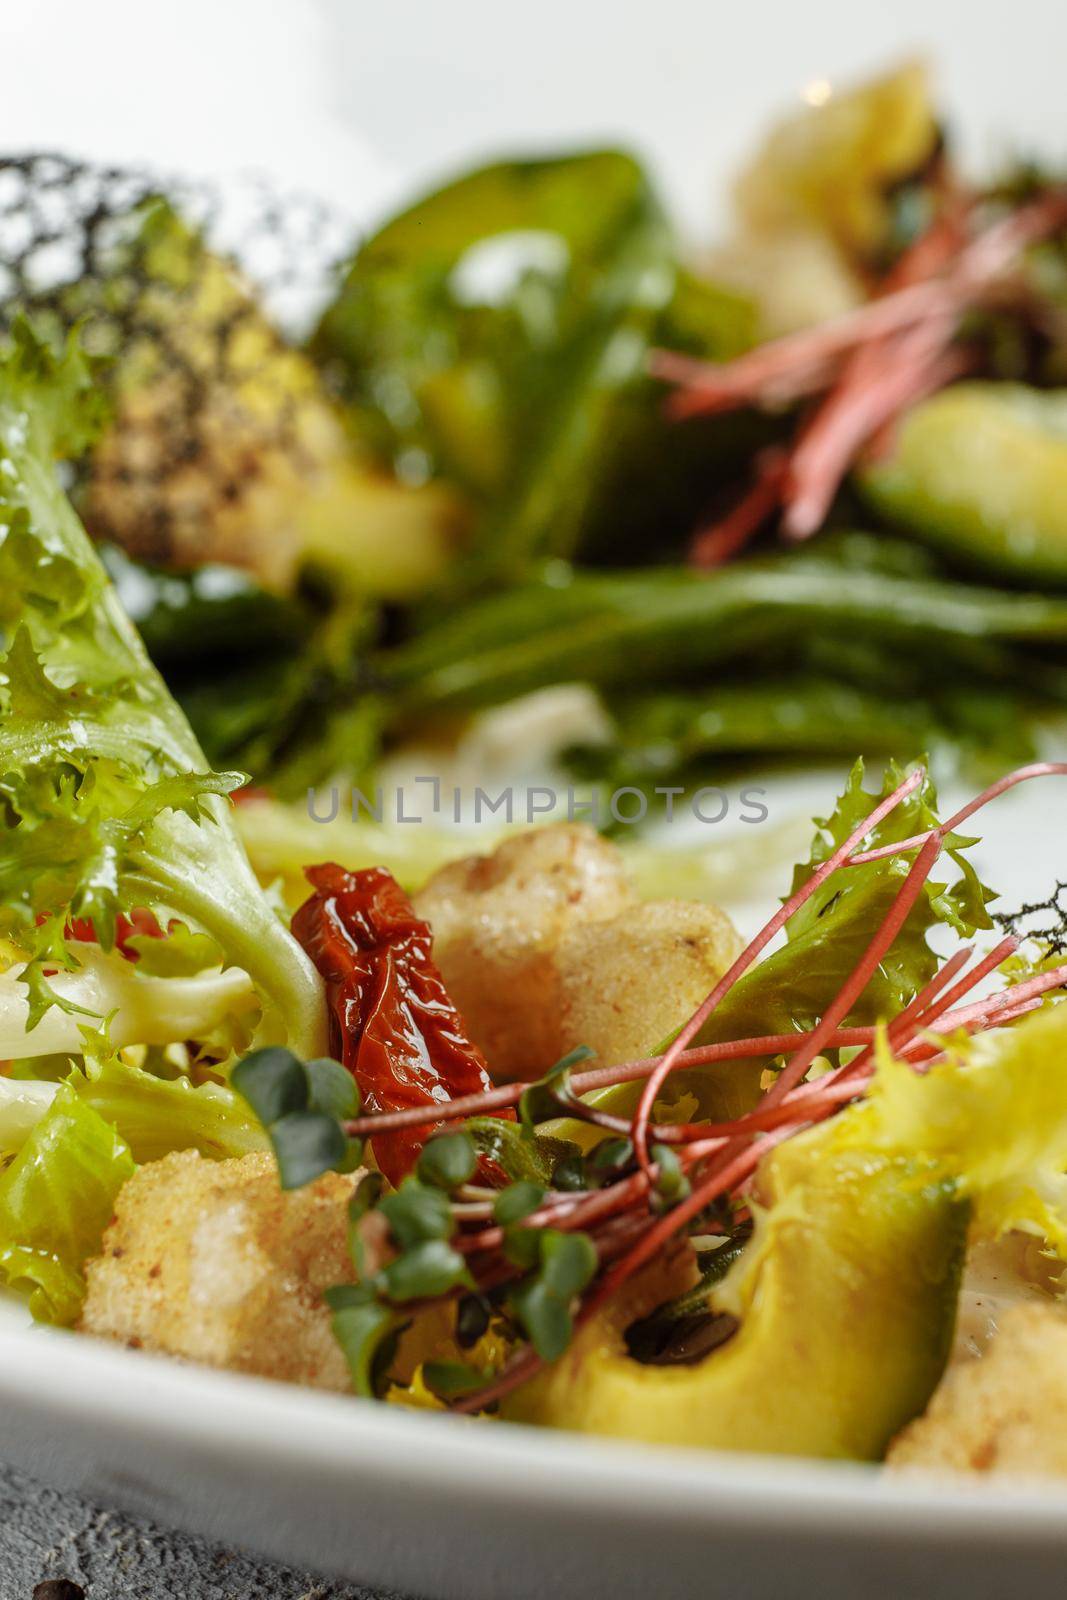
657,189,1067,563
628,765,925,1175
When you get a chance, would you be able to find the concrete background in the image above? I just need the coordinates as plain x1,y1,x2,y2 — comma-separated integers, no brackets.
0,1464,414,1600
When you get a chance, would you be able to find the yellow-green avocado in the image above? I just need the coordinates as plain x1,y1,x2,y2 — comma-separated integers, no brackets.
857,383,1067,585
504,1122,967,1460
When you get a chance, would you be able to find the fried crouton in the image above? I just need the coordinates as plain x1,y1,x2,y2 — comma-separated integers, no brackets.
80,1149,359,1391
554,901,743,1069
889,1302,1067,1477
413,824,633,1077
414,823,741,1078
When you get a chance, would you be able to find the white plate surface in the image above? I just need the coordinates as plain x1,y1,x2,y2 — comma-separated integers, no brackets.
4,1297,1067,1600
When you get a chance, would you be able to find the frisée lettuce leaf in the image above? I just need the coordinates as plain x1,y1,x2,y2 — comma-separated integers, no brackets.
0,1085,135,1323
0,323,326,1057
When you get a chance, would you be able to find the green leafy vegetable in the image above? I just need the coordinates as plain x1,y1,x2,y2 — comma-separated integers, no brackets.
382,547,1067,716
464,1115,579,1185
232,1046,359,1187
326,1284,405,1400
73,1051,265,1164
313,151,683,584
416,1130,478,1191
508,1228,598,1360
0,322,325,1054
0,1085,135,1323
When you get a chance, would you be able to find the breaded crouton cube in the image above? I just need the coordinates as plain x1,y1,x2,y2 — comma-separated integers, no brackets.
80,1150,359,1391
415,823,741,1078
889,1302,1067,1477
414,824,632,1078
554,901,743,1068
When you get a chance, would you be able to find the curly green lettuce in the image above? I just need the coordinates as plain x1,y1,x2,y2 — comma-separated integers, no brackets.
0,323,325,1057
842,999,1067,1256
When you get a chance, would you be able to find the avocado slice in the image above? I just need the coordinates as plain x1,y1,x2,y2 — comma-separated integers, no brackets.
858,383,1067,585
504,1122,967,1460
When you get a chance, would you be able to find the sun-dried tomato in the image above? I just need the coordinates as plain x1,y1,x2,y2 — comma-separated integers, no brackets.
66,908,164,959
292,863,504,1186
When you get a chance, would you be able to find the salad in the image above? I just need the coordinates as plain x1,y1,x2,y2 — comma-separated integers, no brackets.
2,61,1067,1478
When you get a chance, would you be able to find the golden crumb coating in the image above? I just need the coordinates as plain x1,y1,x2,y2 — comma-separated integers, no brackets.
888,1302,1067,1477
414,824,633,1078
555,901,743,1069
80,1150,359,1391
415,823,741,1079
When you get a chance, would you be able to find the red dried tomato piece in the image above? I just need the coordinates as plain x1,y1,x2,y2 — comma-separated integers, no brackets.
292,863,504,1186
66,908,164,959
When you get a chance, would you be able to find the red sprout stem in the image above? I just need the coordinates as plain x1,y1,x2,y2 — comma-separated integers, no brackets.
912,939,1019,1027
950,960,1067,1023
342,1025,879,1140
762,833,943,1107
653,951,1053,1146
822,944,977,1091
629,766,926,1175
831,938,1016,1089
582,1130,792,1326
658,190,1067,425
781,326,969,540
955,190,1067,286
848,762,1067,866
689,448,789,568
662,188,1067,563
657,280,954,420
778,204,979,544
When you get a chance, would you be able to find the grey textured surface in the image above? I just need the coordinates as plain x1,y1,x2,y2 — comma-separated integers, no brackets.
0,1463,415,1600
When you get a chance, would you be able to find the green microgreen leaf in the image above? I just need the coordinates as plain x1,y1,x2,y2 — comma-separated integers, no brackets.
416,1131,478,1191
422,1360,493,1399
588,1137,634,1175
506,1225,598,1362
233,1050,359,1188
269,1109,348,1190
324,1282,376,1312
518,1046,595,1138
651,1142,688,1201
305,1056,360,1121
493,1180,545,1226
379,1178,454,1249
502,1225,543,1271
379,1239,472,1303
538,1230,598,1299
327,1292,403,1399
231,1046,308,1125
509,1279,574,1362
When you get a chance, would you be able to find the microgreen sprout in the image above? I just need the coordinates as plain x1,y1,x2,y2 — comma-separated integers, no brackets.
232,1046,361,1188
